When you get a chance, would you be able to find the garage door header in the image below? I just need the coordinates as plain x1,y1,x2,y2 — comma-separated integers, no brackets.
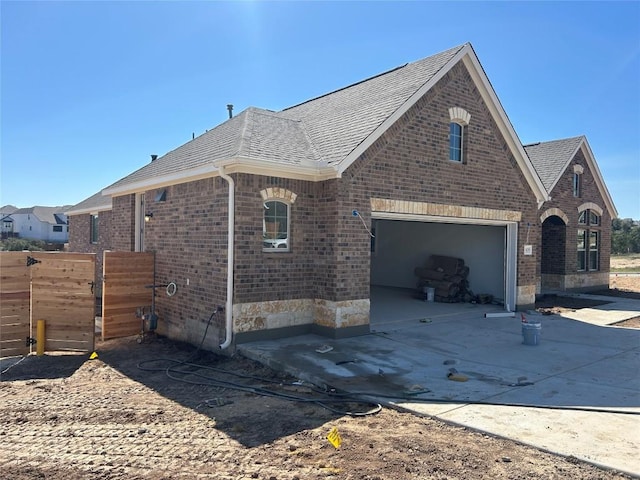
371,198,522,225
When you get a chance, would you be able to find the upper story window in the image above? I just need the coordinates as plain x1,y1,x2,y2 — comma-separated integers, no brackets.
573,173,582,197
573,165,584,197
90,214,99,244
449,123,463,162
448,107,471,163
53,225,63,232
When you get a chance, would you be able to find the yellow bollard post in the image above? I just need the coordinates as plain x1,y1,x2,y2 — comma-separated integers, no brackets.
36,319,45,356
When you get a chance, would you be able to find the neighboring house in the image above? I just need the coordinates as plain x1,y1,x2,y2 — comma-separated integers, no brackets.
95,42,615,350
525,136,616,291
66,191,113,301
1,205,18,239
6,206,70,243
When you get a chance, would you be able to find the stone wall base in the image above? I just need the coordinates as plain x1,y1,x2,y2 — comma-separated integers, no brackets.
232,297,370,342
541,272,609,292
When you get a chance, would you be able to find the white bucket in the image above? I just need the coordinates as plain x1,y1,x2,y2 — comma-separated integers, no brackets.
522,322,541,346
426,287,435,303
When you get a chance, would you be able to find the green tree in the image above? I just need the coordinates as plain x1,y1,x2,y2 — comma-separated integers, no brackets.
611,218,640,254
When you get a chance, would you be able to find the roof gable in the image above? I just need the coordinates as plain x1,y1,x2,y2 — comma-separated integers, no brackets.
525,136,617,217
279,45,465,166
524,136,584,192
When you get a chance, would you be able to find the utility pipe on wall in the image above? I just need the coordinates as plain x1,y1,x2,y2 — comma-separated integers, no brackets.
218,166,235,350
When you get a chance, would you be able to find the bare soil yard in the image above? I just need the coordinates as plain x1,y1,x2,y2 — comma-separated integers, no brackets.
1,330,635,480
1,260,638,480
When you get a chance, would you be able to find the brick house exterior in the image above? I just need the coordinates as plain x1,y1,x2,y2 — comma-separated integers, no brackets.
86,43,615,351
66,192,113,302
526,137,616,292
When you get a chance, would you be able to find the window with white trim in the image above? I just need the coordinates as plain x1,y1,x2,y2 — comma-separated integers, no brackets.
577,209,600,271
263,200,290,251
90,214,99,244
449,122,463,162
448,107,471,163
573,173,582,197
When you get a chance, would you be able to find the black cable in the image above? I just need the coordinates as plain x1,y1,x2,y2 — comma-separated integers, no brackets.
137,307,382,417
138,356,382,416
139,308,637,417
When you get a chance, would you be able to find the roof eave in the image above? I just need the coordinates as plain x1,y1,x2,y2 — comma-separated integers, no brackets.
65,204,113,216
461,52,550,206
579,140,618,218
215,157,338,182
336,45,470,178
335,44,550,206
102,163,219,197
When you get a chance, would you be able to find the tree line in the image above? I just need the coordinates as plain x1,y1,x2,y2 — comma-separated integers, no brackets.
612,218,640,254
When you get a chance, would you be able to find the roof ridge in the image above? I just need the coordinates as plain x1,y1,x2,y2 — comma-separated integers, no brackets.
525,135,585,147
281,64,408,112
281,44,467,114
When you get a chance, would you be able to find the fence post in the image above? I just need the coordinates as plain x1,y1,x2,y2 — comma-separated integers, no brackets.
36,319,45,356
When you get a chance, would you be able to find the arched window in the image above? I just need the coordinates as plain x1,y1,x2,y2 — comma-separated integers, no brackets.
448,107,471,163
577,206,601,272
449,122,463,162
263,200,290,251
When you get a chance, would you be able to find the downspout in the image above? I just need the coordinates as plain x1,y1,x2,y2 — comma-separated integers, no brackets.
218,166,235,349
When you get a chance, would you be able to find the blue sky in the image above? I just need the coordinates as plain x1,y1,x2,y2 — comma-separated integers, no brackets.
1,1,639,219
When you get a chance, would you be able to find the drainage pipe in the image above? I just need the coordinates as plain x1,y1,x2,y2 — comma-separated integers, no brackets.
218,166,235,350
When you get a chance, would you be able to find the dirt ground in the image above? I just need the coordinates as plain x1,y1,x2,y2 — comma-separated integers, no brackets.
610,254,640,271
1,272,638,480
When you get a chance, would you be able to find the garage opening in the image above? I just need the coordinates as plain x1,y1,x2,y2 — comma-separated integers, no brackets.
370,216,517,323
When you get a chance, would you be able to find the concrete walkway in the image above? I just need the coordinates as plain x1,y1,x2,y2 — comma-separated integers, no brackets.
238,295,640,476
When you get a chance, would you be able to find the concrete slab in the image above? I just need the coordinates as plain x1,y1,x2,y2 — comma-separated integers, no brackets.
238,295,640,476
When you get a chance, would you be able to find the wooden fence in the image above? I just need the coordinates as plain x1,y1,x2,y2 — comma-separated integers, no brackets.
0,252,31,357
101,251,154,340
0,252,96,358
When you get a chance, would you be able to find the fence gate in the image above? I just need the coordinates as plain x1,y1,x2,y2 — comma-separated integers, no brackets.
0,252,31,358
102,251,154,340
30,253,96,353
0,252,96,358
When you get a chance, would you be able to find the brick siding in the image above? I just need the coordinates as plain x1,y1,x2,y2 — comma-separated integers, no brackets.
68,210,113,298
539,148,611,289
105,58,588,341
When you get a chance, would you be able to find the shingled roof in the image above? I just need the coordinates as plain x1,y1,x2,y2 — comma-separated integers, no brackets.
104,45,466,194
12,206,69,224
525,136,617,216
66,191,113,216
279,45,465,166
103,43,549,204
524,136,585,192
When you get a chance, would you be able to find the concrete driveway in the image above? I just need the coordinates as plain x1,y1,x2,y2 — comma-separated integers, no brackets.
238,293,640,476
